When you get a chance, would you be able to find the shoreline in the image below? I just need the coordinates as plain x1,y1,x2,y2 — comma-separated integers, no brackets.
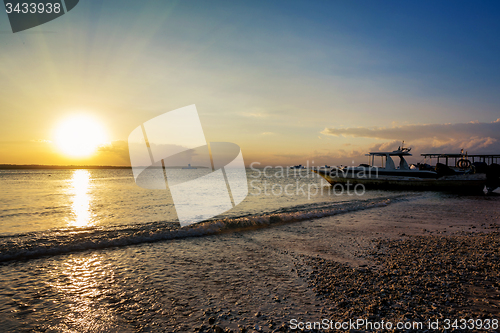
306,231,500,332
1,193,499,332
202,193,500,332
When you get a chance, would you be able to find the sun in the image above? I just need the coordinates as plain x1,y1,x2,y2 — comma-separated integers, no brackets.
55,115,108,157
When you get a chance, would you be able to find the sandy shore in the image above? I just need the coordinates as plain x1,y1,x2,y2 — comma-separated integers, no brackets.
306,233,500,332
2,192,499,333
192,193,500,332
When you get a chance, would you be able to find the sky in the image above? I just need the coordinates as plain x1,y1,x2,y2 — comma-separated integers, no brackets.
1,0,500,166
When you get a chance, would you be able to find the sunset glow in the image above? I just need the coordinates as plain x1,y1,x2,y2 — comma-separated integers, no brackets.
54,116,108,157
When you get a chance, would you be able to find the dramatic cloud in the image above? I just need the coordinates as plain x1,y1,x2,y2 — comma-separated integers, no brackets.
321,119,500,154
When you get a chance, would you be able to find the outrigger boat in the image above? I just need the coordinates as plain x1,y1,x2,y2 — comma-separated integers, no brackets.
314,147,500,193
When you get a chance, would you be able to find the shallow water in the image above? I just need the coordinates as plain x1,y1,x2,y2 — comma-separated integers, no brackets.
0,168,419,332
0,169,408,262
0,168,394,235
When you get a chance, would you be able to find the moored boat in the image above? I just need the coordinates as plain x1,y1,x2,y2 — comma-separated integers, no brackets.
314,148,500,193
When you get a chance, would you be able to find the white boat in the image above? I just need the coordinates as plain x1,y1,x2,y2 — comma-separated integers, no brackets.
313,147,500,193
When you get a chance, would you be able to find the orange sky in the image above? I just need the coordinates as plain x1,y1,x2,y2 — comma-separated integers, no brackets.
1,1,500,167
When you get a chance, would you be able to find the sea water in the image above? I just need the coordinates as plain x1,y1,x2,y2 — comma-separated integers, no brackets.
0,168,412,332
0,168,404,260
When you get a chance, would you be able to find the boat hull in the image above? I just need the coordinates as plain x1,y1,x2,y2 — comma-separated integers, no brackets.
314,170,491,193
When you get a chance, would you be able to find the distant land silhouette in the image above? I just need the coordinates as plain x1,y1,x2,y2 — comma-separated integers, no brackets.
0,165,210,170
0,164,131,170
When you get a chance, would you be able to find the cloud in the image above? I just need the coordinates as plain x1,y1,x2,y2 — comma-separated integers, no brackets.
368,140,402,152
98,141,130,163
240,112,269,118
273,153,303,159
321,119,500,153
321,119,500,141
261,132,276,136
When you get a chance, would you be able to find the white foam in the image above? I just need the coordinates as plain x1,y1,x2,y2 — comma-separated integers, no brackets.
0,195,412,263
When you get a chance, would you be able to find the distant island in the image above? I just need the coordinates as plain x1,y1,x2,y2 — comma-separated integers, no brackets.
0,164,210,170
0,164,131,170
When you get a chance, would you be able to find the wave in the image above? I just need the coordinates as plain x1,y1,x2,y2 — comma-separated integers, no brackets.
0,194,414,263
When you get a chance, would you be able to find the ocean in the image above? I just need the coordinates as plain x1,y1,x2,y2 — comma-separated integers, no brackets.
0,168,418,332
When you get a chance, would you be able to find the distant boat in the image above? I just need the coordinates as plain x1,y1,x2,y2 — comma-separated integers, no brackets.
182,164,197,169
311,165,331,170
313,147,500,193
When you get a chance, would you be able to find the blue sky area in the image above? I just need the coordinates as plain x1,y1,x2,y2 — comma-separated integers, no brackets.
1,0,499,165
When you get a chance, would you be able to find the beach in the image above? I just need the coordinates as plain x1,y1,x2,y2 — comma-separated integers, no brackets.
3,1,500,331
1,186,499,332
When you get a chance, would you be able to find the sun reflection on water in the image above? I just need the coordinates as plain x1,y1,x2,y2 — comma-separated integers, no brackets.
69,170,93,227
47,255,119,332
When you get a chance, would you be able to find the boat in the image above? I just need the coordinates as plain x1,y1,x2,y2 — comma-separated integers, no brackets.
290,165,306,169
182,164,197,169
313,147,500,193
311,165,331,170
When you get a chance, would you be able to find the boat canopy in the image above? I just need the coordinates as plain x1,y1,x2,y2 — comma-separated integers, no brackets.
364,150,411,170
421,153,500,166
365,151,412,157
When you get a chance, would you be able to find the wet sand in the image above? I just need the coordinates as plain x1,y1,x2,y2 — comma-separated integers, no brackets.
1,193,499,332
